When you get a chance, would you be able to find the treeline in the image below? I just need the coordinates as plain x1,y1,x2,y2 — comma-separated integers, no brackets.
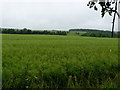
81,31,119,38
69,29,119,38
1,28,68,35
69,29,107,32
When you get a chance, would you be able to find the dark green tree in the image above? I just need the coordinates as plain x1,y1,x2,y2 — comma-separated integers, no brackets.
87,0,120,37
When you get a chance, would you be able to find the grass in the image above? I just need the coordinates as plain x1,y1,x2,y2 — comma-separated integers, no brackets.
2,34,119,88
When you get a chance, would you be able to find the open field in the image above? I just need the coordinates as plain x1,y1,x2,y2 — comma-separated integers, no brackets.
2,34,119,88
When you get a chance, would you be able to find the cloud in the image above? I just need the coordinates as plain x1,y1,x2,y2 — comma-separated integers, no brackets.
2,0,88,3
1,0,119,31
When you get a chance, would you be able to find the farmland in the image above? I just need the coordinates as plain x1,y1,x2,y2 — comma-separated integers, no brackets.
2,34,119,88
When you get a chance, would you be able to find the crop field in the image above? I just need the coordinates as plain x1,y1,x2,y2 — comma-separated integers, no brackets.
2,34,119,88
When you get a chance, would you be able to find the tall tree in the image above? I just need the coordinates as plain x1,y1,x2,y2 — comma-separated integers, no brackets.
87,0,120,37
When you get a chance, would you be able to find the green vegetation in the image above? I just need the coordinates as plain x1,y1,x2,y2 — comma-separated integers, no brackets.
69,29,106,32
81,31,116,38
1,28,120,38
69,29,119,38
2,34,119,88
68,31,86,36
1,28,68,35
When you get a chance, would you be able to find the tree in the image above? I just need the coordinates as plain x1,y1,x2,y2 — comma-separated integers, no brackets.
87,0,120,37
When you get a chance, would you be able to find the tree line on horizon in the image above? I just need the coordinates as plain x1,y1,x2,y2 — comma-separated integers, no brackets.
81,31,119,38
1,28,68,35
69,29,120,38
69,29,110,32
1,28,119,38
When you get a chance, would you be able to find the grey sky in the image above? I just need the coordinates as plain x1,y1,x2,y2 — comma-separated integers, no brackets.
1,0,119,31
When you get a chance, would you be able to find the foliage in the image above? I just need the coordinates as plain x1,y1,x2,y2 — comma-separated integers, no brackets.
87,0,120,17
2,34,119,88
101,74,120,88
69,29,105,32
81,31,119,38
69,29,119,38
1,28,68,35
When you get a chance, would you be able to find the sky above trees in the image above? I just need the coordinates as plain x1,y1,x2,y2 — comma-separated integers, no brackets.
1,0,119,31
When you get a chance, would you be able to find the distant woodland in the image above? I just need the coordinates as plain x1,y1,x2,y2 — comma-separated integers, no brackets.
1,28,68,35
69,29,120,38
0,28,119,38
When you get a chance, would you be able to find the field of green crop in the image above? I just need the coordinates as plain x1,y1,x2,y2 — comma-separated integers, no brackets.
2,34,119,88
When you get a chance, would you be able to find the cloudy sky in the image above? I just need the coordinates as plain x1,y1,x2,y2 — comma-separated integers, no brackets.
1,0,119,31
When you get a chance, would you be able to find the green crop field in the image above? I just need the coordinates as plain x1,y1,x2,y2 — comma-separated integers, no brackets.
2,34,119,88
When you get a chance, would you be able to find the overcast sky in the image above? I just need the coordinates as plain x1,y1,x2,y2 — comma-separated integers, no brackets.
1,0,119,31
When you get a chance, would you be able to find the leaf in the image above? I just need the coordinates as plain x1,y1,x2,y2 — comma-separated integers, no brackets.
112,2,115,4
106,2,111,8
108,11,112,16
101,13,105,17
87,2,90,6
94,6,98,10
99,2,105,8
